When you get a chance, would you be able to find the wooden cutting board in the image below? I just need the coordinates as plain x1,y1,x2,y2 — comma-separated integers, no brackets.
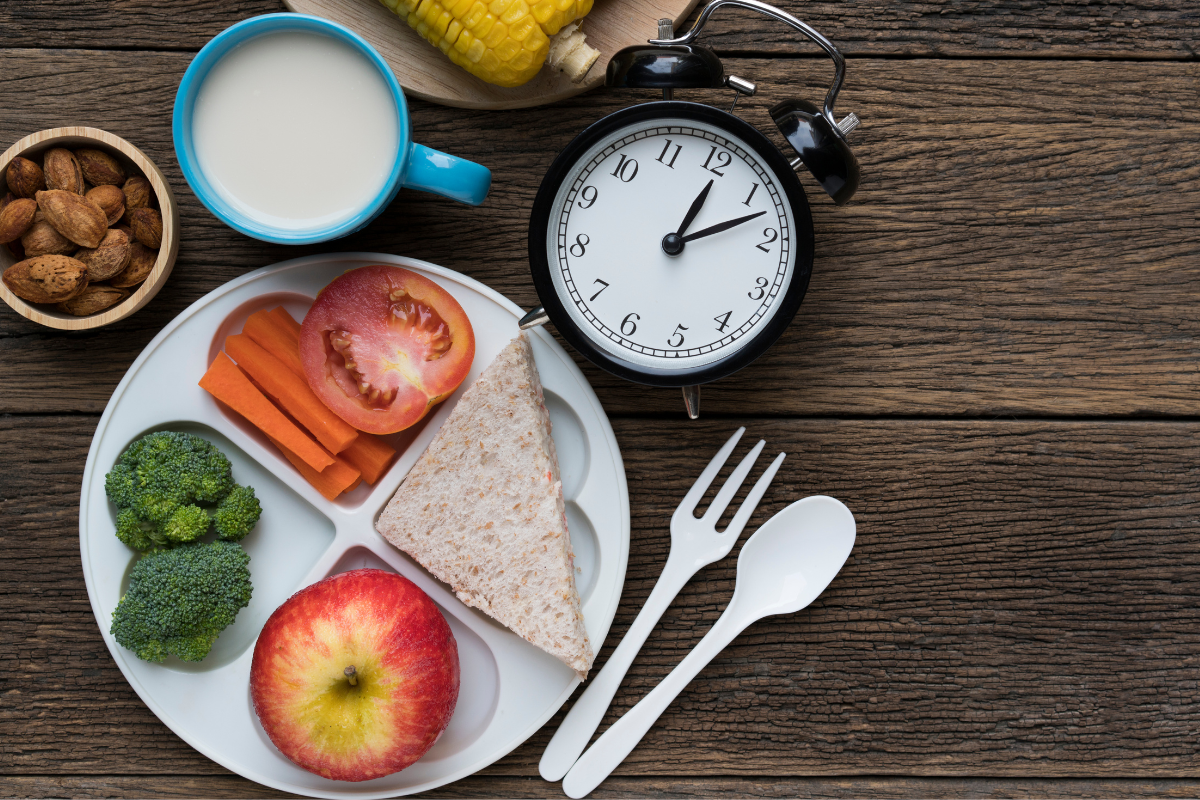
284,0,703,109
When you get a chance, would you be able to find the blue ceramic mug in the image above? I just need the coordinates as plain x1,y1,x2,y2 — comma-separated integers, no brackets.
173,13,491,245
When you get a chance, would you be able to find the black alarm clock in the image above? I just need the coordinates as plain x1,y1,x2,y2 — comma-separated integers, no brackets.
520,0,860,418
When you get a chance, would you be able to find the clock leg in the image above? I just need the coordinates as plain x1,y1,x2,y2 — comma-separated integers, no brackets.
682,385,701,419
518,306,549,330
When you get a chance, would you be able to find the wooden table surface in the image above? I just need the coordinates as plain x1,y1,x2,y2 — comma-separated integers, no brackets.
2,1,1199,797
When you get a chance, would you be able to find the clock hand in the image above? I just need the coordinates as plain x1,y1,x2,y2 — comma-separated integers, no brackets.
679,210,767,243
676,179,714,236
662,180,716,256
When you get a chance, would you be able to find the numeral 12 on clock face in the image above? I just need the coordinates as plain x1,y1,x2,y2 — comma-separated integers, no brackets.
547,118,797,371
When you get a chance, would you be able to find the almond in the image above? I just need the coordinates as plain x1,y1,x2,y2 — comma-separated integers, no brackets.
43,148,85,195
57,284,129,316
110,243,157,288
0,192,14,213
3,254,89,303
36,189,108,249
122,175,152,211
111,242,156,287
0,198,37,244
128,207,163,248
75,228,132,282
6,157,46,198
75,149,126,186
87,185,126,226
21,217,76,257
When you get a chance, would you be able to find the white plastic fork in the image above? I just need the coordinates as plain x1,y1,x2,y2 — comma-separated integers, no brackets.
539,428,785,781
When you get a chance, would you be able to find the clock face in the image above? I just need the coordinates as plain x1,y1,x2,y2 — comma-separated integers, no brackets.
535,104,816,388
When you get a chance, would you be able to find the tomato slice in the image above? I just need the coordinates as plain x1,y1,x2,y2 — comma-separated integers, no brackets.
299,266,475,434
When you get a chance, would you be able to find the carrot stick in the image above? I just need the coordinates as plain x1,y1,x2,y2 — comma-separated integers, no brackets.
341,434,398,485
225,333,358,454
269,306,302,340
243,310,305,378
251,377,360,499
267,435,361,501
199,352,334,473
247,305,398,484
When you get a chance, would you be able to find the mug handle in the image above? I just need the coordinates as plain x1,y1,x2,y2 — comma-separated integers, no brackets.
402,142,491,206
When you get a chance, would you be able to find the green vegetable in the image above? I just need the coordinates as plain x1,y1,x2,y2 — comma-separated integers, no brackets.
105,431,261,551
213,485,262,542
110,540,253,663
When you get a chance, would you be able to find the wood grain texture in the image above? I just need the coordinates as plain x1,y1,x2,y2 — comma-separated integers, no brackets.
1,0,1198,59
2,0,1199,792
0,127,179,330
0,52,1196,417
284,0,703,109
9,775,1200,798
4,417,1200,780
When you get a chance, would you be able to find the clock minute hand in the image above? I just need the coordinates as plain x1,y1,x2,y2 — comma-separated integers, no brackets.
676,179,714,236
679,210,767,243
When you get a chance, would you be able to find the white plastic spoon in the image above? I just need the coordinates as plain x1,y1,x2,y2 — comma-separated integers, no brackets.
561,495,856,799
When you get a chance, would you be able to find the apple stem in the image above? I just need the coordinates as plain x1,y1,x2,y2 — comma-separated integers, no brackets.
345,665,358,686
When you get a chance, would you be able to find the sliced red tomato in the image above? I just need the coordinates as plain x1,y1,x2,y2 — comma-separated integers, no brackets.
299,266,475,435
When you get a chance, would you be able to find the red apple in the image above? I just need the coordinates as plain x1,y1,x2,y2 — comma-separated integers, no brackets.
250,568,459,781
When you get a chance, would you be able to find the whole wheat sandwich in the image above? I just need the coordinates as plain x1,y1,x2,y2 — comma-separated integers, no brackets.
376,333,595,678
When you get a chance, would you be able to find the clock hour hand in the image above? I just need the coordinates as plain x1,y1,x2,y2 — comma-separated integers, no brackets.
679,210,767,243
676,179,714,236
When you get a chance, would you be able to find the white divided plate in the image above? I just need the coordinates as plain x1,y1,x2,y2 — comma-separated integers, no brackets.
78,252,630,798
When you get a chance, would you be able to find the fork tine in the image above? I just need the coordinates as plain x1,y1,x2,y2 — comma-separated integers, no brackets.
701,439,765,523
675,427,745,517
722,451,786,538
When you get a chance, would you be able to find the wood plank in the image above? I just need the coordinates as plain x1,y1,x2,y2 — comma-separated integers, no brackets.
9,774,1200,798
4,417,1200,777
0,52,1196,418
1,0,1198,60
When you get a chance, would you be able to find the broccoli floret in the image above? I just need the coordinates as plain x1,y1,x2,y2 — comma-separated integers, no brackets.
110,540,252,663
115,508,158,552
213,485,261,542
164,505,211,544
105,431,260,551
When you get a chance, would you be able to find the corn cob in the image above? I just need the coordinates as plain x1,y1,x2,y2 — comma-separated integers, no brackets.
380,0,599,88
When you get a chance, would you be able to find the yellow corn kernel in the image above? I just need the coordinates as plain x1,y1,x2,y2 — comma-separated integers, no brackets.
479,50,502,73
431,9,454,37
462,1,488,26
510,48,534,71
483,21,510,49
493,37,521,61
465,37,487,63
531,0,555,27
509,14,537,42
499,0,530,25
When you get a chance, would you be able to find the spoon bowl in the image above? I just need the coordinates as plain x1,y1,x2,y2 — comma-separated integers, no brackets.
730,494,856,618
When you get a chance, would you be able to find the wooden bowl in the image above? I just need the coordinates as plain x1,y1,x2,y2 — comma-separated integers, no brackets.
0,127,179,331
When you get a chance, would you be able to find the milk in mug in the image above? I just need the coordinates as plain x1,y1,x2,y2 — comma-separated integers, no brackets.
192,31,400,229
